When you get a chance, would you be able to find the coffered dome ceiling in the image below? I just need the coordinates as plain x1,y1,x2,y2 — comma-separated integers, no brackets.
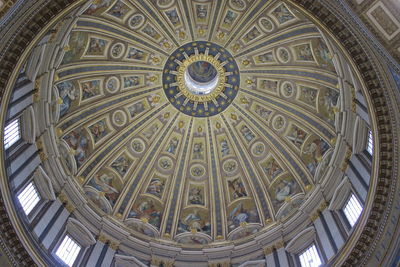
42,0,349,249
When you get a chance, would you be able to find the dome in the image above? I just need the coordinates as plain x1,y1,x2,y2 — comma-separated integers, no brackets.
50,0,342,247
0,0,399,266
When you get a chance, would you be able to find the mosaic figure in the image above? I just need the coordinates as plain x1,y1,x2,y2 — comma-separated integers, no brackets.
143,124,159,140
220,138,230,157
260,80,278,91
195,5,207,20
303,138,329,175
85,0,111,15
228,178,247,199
193,143,204,160
132,139,144,153
287,126,307,148
299,86,318,106
63,129,89,167
81,80,100,100
88,172,120,205
295,44,314,61
87,37,107,55
127,101,145,118
262,158,283,179
278,48,290,62
244,27,261,43
166,137,179,154
260,18,273,31
126,47,146,60
89,120,108,143
106,0,129,19
240,125,255,142
146,178,165,198
274,178,295,202
124,76,140,88
272,4,295,24
255,105,271,120
111,154,131,176
129,199,162,228
282,82,294,96
165,9,180,26
129,14,144,29
188,186,204,205
314,39,333,67
57,81,77,117
223,10,237,25
142,24,161,40
303,138,330,160
257,52,274,63
228,202,258,231
178,210,211,235
231,0,245,10
273,116,285,130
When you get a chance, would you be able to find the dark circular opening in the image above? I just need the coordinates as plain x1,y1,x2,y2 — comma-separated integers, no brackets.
187,61,218,83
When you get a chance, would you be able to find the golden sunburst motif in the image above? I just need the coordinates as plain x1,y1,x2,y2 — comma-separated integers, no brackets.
163,41,240,117
176,54,226,102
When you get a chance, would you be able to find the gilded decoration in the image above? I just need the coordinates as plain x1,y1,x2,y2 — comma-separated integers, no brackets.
163,41,240,117
1,0,398,266
39,0,347,247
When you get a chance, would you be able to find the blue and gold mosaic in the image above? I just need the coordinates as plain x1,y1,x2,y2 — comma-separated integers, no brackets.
163,41,240,117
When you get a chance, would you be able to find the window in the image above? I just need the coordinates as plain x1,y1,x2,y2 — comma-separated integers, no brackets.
366,130,373,155
299,244,322,267
343,193,363,227
4,119,21,149
17,182,40,215
55,235,81,267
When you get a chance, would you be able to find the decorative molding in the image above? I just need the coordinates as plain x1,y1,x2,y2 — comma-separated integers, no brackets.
329,176,352,210
33,166,56,201
66,217,96,247
290,0,397,266
285,226,316,254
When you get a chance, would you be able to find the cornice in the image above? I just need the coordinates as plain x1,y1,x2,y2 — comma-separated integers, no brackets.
0,0,398,266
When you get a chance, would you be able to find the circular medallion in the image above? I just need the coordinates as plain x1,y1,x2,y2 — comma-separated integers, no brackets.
128,14,145,30
131,138,145,154
259,17,275,32
163,41,240,117
110,43,125,59
281,81,295,98
223,159,238,174
251,141,266,157
105,76,120,93
112,110,127,127
158,156,174,171
189,164,206,180
277,47,290,63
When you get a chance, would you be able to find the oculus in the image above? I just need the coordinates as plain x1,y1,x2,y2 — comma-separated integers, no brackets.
163,41,240,117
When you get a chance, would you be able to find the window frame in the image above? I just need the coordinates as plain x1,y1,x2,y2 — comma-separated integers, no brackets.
4,117,22,150
54,234,83,267
297,243,323,267
366,129,373,156
342,192,363,229
16,181,41,216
